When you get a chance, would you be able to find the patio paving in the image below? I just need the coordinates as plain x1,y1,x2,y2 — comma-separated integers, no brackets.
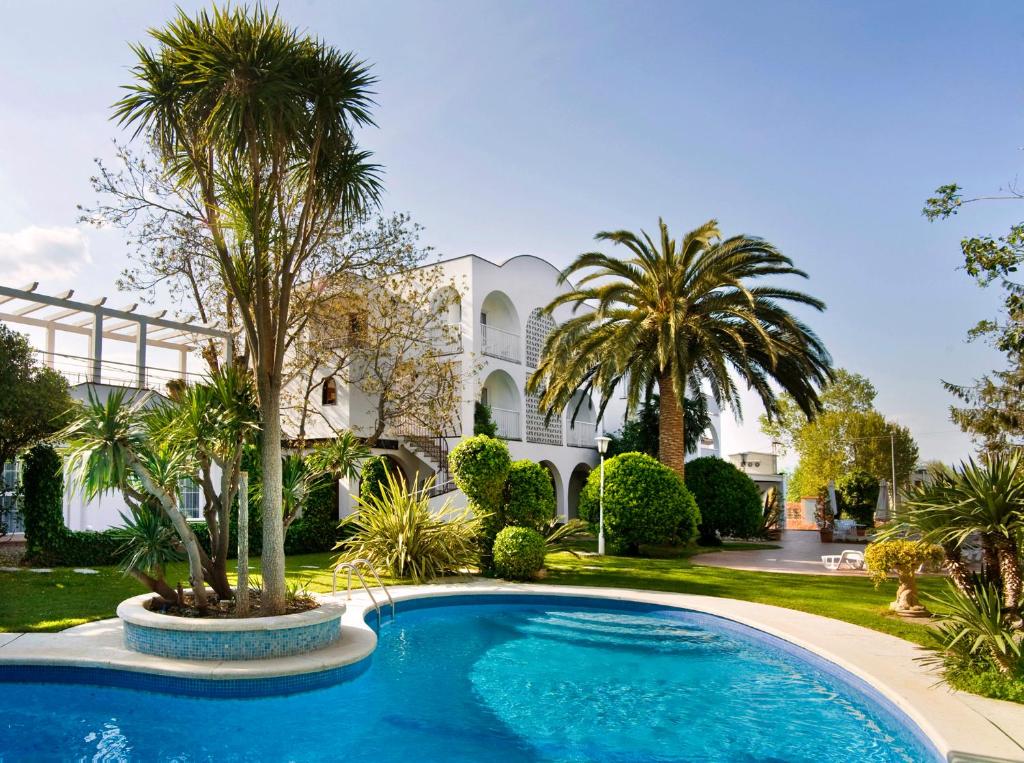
697,530,871,575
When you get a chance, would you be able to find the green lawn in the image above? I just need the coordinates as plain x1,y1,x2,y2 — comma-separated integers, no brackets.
0,553,353,633
0,543,942,646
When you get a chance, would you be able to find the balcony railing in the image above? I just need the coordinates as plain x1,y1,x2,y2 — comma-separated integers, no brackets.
567,420,597,448
491,406,522,440
481,325,521,363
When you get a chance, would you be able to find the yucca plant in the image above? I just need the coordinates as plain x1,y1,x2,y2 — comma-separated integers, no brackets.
336,471,482,582
927,582,1022,676
114,502,184,603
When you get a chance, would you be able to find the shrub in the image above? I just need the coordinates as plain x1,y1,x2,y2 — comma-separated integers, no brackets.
450,435,511,568
449,435,511,511
336,472,481,582
474,401,498,438
493,526,546,581
359,456,390,502
504,460,556,530
284,474,341,555
577,452,700,554
683,456,762,544
836,470,879,526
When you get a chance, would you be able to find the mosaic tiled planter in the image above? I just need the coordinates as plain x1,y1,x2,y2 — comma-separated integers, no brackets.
116,593,345,661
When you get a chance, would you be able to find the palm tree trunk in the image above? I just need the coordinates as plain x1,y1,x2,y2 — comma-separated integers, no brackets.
258,377,287,615
942,542,975,600
127,459,209,612
995,536,1022,615
128,569,179,604
982,533,1000,581
657,371,686,476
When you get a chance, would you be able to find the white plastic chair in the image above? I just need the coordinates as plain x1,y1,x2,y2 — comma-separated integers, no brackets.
821,550,865,571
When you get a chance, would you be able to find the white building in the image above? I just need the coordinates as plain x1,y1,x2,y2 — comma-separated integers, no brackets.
727,451,784,499
294,254,722,521
1,254,723,533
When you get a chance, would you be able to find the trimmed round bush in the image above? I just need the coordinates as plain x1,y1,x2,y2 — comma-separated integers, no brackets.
683,456,763,544
449,435,511,511
578,452,700,554
492,526,546,581
504,460,556,530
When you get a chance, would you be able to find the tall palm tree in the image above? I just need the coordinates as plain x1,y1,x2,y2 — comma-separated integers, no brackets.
527,219,832,475
114,6,381,613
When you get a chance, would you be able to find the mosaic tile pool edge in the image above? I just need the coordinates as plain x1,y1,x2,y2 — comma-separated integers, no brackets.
0,657,372,698
123,616,341,660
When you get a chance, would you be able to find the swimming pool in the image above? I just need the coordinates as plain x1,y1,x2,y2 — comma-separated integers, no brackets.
1,595,940,762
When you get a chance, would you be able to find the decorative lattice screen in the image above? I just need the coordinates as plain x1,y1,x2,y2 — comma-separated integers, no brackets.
525,391,562,445
525,308,556,369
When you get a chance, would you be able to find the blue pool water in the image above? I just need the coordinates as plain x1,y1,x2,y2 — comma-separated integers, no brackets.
1,595,939,762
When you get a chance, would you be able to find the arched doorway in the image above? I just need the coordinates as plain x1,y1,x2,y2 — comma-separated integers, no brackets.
539,459,564,520
567,463,591,520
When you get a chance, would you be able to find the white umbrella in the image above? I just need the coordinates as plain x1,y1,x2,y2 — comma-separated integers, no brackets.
875,479,889,522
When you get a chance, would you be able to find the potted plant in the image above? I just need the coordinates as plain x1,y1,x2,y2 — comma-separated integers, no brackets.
815,486,834,542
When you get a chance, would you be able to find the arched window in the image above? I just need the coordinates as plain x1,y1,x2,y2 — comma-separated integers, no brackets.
321,376,338,406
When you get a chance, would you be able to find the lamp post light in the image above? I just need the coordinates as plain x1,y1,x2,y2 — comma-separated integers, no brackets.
595,434,611,555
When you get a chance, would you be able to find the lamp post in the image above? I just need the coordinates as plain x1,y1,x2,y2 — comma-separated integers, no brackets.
595,434,611,555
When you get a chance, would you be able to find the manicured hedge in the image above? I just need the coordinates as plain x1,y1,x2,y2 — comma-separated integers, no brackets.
578,452,700,554
492,526,546,581
22,444,121,567
683,456,763,544
503,460,556,531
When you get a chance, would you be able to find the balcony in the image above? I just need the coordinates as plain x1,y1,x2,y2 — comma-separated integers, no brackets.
481,324,520,363
567,420,597,448
491,405,522,441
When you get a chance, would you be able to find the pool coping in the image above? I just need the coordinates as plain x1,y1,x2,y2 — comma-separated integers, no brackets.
116,592,347,632
2,581,1023,762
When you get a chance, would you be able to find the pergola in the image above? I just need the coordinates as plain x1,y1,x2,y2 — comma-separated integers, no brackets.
0,282,232,389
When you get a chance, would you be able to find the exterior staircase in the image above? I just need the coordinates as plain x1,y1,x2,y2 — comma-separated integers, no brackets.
400,431,457,497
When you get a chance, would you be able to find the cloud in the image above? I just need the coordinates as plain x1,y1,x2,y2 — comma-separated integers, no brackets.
0,226,92,284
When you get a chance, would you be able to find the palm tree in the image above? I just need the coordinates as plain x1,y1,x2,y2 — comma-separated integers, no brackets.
527,219,832,475
905,454,1024,616
114,6,381,613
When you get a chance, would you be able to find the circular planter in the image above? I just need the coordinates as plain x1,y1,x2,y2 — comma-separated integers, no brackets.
116,593,346,661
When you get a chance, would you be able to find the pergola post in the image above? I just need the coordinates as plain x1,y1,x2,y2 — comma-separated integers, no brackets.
135,321,148,388
89,312,103,383
44,327,55,369
178,349,188,379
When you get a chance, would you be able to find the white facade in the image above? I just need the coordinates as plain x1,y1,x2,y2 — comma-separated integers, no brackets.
2,256,724,533
297,254,722,521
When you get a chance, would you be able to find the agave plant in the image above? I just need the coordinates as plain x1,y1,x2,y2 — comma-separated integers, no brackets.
336,471,482,582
